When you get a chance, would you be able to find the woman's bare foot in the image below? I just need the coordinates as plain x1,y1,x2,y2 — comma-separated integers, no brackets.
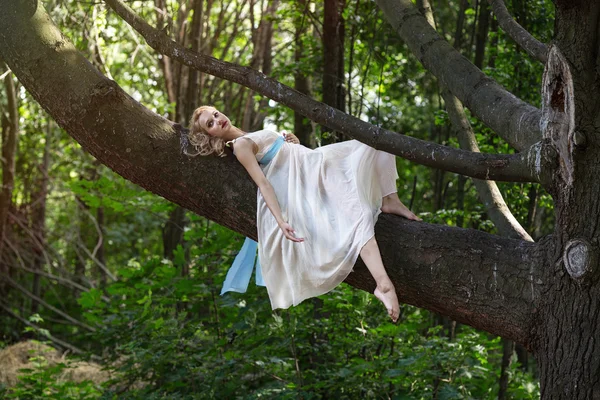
381,195,421,221
374,283,400,322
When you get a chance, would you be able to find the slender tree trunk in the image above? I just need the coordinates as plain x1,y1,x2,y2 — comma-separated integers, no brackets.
321,0,345,144
96,206,106,288
474,1,490,69
184,0,204,122
30,120,51,313
498,338,515,400
0,63,18,295
163,206,187,260
294,0,313,146
241,0,278,132
252,1,278,130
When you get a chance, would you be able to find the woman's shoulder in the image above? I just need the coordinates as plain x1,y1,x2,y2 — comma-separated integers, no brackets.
246,129,281,138
227,129,281,150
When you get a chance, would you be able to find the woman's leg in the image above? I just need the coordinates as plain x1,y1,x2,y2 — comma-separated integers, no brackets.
360,236,399,322
375,151,421,221
381,193,421,221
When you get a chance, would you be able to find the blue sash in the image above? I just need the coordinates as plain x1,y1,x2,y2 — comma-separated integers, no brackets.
221,135,285,295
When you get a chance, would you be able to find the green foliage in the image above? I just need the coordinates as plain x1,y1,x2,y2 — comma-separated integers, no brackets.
66,220,538,399
3,357,102,400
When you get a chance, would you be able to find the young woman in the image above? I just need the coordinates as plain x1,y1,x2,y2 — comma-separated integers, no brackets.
188,105,420,322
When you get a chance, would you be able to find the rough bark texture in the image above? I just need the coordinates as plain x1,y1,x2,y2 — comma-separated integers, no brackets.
533,2,600,397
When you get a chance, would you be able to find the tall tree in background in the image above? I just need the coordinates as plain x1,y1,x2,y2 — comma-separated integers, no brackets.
321,0,345,143
0,63,18,295
294,0,314,146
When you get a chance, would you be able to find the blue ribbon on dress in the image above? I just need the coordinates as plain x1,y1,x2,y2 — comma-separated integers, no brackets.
221,135,285,295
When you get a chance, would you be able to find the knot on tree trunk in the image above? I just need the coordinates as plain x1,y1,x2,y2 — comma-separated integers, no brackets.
562,238,597,280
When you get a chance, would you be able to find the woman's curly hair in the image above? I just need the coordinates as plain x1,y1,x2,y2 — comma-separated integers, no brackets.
187,105,227,157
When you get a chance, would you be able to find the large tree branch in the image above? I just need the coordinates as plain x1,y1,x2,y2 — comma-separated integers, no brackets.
102,0,541,183
375,0,543,151
350,217,542,347
488,0,549,64
0,0,543,346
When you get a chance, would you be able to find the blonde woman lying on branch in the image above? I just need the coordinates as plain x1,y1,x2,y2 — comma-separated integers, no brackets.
188,106,421,322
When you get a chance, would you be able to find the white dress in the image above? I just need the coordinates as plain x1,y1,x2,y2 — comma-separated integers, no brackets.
233,129,399,310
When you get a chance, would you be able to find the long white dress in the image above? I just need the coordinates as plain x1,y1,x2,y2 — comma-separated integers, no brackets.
233,129,398,310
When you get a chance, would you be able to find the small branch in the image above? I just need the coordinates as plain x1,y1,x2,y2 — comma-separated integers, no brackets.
2,273,97,332
104,0,538,183
443,91,534,241
0,300,93,357
375,0,542,151
488,0,549,64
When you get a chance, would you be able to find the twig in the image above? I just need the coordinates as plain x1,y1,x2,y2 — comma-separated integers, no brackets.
2,273,97,332
0,300,100,360
488,0,548,63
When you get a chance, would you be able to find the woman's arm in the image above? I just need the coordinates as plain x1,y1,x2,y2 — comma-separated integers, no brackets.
234,139,304,243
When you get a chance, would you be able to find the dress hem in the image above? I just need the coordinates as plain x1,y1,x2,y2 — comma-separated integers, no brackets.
269,193,397,310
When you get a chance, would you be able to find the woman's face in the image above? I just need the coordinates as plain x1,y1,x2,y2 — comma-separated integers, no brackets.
198,107,231,138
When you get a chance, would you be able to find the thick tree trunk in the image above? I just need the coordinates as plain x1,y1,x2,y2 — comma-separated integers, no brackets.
533,2,600,397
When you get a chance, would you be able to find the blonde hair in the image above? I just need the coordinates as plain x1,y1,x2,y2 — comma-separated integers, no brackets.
187,105,227,157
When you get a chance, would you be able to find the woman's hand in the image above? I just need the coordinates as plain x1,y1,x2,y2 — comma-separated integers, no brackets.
282,131,300,144
278,221,304,243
